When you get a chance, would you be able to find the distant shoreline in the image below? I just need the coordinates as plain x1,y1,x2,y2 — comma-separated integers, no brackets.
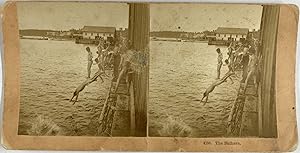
150,37,208,43
20,36,74,41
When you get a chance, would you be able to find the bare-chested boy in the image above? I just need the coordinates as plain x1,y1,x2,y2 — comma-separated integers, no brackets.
86,47,93,78
223,59,234,84
95,41,110,77
113,43,134,93
243,49,258,94
70,70,104,105
216,48,223,79
200,72,235,105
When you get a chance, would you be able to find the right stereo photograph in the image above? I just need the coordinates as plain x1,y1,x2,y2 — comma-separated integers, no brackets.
148,4,278,138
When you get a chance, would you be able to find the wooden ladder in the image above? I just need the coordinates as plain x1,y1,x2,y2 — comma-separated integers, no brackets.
97,80,129,136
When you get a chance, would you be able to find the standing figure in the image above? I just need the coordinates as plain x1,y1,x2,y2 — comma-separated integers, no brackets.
113,44,134,93
102,41,111,68
113,40,127,81
95,42,105,72
241,46,250,83
223,59,234,84
243,50,258,94
216,48,223,79
233,43,243,69
86,47,93,78
97,40,104,52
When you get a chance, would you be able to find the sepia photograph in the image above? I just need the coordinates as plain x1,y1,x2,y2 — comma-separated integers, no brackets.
17,2,148,137
148,4,278,138
1,1,298,151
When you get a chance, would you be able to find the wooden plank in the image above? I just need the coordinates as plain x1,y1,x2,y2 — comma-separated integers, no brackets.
129,81,136,136
128,3,149,137
258,83,263,136
258,5,280,137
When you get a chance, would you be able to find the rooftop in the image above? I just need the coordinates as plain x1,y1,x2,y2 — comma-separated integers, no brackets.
82,26,116,33
215,27,249,35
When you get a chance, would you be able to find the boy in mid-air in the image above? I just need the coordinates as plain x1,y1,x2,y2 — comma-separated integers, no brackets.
70,71,104,105
200,72,235,105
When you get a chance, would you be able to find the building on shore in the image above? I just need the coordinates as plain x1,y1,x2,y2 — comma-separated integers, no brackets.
215,27,249,42
82,26,116,42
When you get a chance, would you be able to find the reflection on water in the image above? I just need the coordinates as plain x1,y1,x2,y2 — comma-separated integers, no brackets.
19,39,110,135
148,41,240,137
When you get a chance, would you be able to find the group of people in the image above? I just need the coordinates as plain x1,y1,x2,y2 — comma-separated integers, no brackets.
70,38,134,104
201,39,259,105
69,36,260,105
86,40,113,79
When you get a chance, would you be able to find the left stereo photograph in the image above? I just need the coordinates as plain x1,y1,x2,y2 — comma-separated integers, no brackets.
16,2,149,137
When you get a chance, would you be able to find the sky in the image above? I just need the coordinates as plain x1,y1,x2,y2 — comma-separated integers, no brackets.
151,4,263,32
17,2,129,30
17,2,263,32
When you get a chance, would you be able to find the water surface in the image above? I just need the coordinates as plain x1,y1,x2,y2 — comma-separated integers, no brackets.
149,41,240,137
19,39,110,135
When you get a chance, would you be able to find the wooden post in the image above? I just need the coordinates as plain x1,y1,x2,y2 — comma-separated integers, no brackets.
258,5,279,138
128,3,149,137
129,80,136,136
